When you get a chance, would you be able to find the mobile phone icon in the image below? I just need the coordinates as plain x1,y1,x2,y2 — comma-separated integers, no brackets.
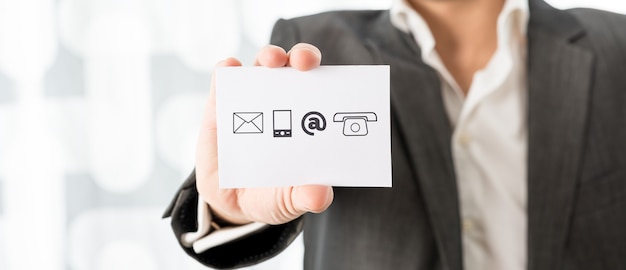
273,110,292,137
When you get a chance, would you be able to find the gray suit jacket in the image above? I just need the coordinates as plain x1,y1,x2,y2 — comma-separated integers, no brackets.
164,0,626,269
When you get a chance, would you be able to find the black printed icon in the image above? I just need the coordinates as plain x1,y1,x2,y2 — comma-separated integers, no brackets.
233,112,263,134
273,110,292,137
333,112,377,136
301,111,326,136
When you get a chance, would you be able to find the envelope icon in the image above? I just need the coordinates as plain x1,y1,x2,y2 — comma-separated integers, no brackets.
233,112,264,134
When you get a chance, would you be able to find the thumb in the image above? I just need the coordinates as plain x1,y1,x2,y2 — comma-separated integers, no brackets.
291,185,334,214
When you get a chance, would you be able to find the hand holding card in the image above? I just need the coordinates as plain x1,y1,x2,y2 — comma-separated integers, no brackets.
194,44,336,226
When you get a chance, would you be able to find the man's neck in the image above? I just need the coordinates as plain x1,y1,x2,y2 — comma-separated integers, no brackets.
408,0,505,94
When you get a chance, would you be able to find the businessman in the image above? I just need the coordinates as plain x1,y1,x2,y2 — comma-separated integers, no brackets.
164,0,626,269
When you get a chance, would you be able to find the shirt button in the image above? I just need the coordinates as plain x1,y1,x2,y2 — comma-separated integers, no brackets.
458,132,471,146
462,218,475,233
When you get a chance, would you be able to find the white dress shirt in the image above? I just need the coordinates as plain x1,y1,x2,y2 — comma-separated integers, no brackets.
186,1,530,269
391,0,529,269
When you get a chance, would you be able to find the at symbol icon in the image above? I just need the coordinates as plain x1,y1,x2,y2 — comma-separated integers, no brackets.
301,111,326,136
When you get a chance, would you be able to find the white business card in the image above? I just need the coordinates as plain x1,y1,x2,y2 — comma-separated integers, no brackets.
215,66,391,188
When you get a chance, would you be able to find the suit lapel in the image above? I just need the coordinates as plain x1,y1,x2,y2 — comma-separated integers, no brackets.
526,1,594,270
368,13,463,270
365,3,594,269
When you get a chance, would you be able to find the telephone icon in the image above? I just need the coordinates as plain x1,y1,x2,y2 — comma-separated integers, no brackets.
333,112,377,136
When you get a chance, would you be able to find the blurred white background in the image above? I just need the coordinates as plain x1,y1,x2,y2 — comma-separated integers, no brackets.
0,0,623,269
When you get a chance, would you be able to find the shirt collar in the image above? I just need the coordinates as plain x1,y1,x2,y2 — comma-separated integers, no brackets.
390,0,529,56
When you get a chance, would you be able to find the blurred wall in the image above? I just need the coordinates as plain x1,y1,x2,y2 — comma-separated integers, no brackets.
0,0,622,270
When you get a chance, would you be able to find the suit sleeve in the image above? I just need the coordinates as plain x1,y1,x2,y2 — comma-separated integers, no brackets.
270,18,300,50
162,19,306,269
